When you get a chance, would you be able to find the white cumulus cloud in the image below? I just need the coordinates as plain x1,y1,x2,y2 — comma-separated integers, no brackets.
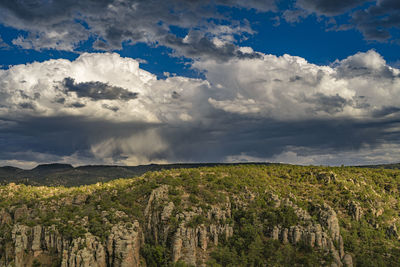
0,50,399,167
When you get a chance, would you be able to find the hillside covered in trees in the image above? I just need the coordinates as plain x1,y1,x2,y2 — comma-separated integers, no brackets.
1,164,400,266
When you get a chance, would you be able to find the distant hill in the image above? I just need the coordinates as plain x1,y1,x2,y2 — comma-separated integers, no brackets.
357,163,400,169
0,162,275,186
1,161,399,187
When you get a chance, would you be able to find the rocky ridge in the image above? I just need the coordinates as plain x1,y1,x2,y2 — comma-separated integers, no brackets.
0,184,354,267
269,195,352,267
1,165,400,266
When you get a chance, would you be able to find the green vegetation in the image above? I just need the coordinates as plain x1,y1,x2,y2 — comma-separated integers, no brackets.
1,164,400,266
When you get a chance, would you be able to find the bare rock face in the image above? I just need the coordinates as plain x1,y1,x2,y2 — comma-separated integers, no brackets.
144,185,233,266
11,224,30,267
106,222,142,267
318,203,340,242
347,201,363,221
268,198,352,267
61,233,106,267
5,224,65,267
31,225,43,256
144,185,170,244
170,209,233,266
1,184,356,267
161,202,175,222
43,225,64,254
4,222,142,267
343,254,353,267
172,222,198,266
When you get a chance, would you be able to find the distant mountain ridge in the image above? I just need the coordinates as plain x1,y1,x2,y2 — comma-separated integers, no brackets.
1,162,399,187
0,162,276,186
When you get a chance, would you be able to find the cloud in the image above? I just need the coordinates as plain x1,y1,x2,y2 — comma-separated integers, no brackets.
0,0,275,61
282,9,310,23
350,0,400,41
195,50,400,119
0,35,8,49
165,28,262,61
303,93,351,114
296,0,369,16
286,0,400,42
63,77,139,101
1,0,398,55
0,51,399,167
225,142,400,166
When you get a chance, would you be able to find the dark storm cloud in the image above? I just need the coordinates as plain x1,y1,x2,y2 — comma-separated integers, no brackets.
63,77,138,101
296,0,369,16
18,90,40,100
351,0,400,41
145,113,400,164
69,102,86,108
0,0,275,60
1,51,399,167
373,106,400,118
102,104,119,112
1,0,397,53
164,32,262,61
18,102,35,110
55,97,66,104
289,0,400,42
304,93,351,114
1,110,399,166
0,115,160,160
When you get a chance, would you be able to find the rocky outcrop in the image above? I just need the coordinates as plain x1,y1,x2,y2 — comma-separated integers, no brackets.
144,185,233,266
170,208,233,266
61,233,106,267
106,222,142,267
347,201,363,221
4,222,142,267
144,185,171,244
317,172,337,184
318,203,340,242
1,185,354,267
11,224,30,267
269,197,352,267
343,254,353,267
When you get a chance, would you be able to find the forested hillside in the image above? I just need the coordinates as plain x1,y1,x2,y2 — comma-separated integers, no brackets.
1,165,400,266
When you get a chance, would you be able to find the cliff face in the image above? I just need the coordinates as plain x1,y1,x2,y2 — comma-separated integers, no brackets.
2,219,142,267
0,185,351,267
0,165,399,266
1,184,233,267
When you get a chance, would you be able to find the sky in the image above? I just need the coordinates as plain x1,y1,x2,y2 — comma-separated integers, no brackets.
0,0,399,168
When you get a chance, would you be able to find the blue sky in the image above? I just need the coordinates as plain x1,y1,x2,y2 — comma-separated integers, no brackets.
0,0,399,168
1,1,399,75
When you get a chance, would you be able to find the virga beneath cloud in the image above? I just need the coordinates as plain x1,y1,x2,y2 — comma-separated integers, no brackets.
0,50,399,167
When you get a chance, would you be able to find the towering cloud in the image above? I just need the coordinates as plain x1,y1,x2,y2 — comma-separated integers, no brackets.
0,50,399,167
